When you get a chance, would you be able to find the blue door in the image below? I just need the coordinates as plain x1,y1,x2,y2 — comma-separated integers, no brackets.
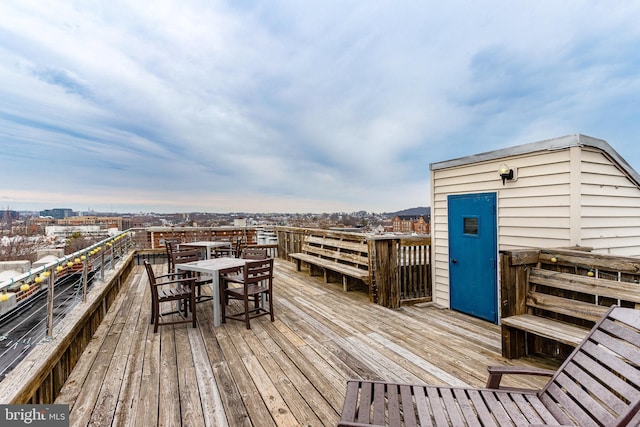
448,193,498,323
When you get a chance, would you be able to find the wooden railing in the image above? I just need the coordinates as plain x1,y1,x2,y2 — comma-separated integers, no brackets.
276,227,431,308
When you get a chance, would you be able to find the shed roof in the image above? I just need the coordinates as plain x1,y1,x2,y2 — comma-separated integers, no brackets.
430,134,640,187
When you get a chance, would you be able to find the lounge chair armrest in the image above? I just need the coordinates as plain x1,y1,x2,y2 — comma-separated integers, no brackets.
486,365,555,389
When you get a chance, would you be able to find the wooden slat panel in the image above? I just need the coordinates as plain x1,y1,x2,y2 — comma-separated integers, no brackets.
426,386,449,426
495,392,529,426
290,252,369,280
530,268,640,303
399,385,417,427
526,291,608,322
412,386,434,427
538,391,580,426
592,327,640,368
357,381,372,424
523,394,560,424
555,371,615,425
372,382,385,425
302,244,369,267
563,361,627,415
439,388,464,426
305,236,368,253
467,389,498,427
510,393,544,425
452,388,482,427
544,382,599,427
480,390,512,426
386,384,401,426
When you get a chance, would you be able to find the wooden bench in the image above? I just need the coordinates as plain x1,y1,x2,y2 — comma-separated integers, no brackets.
289,234,370,291
339,306,640,426
501,266,640,359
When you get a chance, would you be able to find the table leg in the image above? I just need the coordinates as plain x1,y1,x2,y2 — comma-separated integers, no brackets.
212,271,221,327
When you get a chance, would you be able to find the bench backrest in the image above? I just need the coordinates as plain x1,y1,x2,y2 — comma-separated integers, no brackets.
302,235,369,270
540,306,640,426
527,267,640,324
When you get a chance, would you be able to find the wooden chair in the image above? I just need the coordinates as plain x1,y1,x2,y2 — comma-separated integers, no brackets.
170,249,213,303
212,238,233,258
164,239,180,272
143,261,196,333
339,305,640,426
220,258,274,329
232,236,245,258
220,248,269,291
241,247,268,259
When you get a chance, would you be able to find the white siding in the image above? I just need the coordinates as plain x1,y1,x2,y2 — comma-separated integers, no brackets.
579,149,640,256
431,149,576,308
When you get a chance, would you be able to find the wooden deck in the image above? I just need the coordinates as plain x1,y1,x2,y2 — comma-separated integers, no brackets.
54,260,557,426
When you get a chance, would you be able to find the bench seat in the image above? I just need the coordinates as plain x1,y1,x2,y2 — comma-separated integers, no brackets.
501,314,588,347
289,252,369,290
288,233,370,291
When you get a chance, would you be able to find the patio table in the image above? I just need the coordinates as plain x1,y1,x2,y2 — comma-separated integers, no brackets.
175,257,250,326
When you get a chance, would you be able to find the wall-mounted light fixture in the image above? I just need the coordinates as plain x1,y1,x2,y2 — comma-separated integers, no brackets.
498,163,514,185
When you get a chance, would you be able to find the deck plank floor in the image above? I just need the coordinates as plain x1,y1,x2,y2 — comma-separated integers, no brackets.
55,260,558,426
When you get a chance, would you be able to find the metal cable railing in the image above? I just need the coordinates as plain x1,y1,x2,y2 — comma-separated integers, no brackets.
0,231,133,381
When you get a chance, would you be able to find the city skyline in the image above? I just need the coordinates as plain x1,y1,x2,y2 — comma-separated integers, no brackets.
2,2,640,213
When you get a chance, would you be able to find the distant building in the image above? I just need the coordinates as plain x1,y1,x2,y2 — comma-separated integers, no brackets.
392,215,430,234
1,210,19,221
233,218,247,227
45,225,104,238
40,208,74,219
57,215,123,230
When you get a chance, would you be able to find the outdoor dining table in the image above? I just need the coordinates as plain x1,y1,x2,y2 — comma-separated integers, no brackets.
178,240,232,260
175,257,250,327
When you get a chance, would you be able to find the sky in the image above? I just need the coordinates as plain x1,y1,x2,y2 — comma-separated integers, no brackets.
1,1,640,214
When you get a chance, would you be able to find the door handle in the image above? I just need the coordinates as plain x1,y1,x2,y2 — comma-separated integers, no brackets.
451,259,457,264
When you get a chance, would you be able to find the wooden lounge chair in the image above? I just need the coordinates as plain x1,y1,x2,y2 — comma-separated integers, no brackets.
339,305,640,426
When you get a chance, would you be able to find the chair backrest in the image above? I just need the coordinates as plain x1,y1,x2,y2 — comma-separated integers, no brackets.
540,305,640,427
171,249,199,267
243,258,274,286
144,260,154,278
233,237,245,258
144,260,158,301
241,247,268,260
165,239,180,270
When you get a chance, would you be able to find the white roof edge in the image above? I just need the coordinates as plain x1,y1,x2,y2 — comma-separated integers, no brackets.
429,133,640,186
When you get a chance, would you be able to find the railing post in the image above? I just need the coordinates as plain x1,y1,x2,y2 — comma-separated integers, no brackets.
46,268,55,338
100,249,106,280
82,257,88,302
372,237,400,308
500,249,540,318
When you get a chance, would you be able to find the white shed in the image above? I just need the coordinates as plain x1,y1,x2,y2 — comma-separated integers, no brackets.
429,134,640,323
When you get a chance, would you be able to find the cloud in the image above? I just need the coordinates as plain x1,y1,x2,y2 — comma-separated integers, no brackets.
1,1,640,213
